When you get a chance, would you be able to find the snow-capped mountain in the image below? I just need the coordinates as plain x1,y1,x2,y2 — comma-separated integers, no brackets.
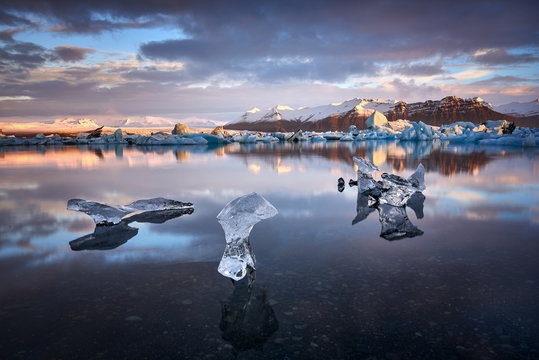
121,117,176,128
385,96,508,126
120,116,220,129
226,96,517,132
493,99,539,117
52,118,101,128
237,98,398,123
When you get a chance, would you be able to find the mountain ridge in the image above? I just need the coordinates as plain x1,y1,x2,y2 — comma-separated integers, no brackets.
225,96,537,131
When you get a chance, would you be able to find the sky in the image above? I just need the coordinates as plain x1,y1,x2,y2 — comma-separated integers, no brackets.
0,0,538,125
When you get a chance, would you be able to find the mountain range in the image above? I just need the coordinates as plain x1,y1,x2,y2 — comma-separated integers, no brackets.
225,97,539,132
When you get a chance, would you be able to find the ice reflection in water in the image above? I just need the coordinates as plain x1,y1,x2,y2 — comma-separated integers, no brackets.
0,142,538,359
69,208,194,251
220,271,278,353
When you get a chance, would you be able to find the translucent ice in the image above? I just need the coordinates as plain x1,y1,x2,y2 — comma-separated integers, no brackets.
69,208,193,251
358,172,380,192
217,192,278,281
379,173,416,206
67,199,133,225
378,204,424,240
67,197,193,225
353,156,379,174
352,157,381,192
126,197,193,211
407,163,426,191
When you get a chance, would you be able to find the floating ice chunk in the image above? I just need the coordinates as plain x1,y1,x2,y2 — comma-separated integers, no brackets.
310,135,327,142
365,111,390,131
400,121,434,141
353,156,379,174
217,192,278,281
67,199,134,225
322,132,343,140
126,197,193,211
378,204,424,240
523,134,537,147
127,208,194,224
67,197,193,225
407,163,426,191
69,208,193,251
379,173,416,206
358,172,380,192
340,133,354,141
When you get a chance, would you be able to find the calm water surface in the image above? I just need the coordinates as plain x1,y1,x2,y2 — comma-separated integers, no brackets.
1,141,538,359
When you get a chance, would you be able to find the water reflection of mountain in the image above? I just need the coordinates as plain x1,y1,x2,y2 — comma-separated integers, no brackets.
1,142,524,176
223,142,501,176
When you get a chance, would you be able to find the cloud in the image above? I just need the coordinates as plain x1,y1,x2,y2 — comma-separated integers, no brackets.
0,28,28,43
388,62,446,76
47,17,170,34
0,10,33,26
53,45,95,62
470,48,539,65
470,76,533,86
451,69,492,81
0,0,538,117
387,78,442,100
2,0,538,84
0,41,52,81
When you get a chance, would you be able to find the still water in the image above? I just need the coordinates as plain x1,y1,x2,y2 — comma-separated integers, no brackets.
1,141,538,359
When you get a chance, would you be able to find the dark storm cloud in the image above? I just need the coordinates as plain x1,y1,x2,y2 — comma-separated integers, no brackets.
3,0,539,83
53,46,95,62
388,63,446,76
47,17,170,34
0,41,51,81
0,10,34,26
469,48,539,65
0,28,27,43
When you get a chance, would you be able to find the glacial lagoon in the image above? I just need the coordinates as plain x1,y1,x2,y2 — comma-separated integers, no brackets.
1,141,538,359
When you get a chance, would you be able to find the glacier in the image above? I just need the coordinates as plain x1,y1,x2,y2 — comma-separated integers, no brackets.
217,192,278,281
